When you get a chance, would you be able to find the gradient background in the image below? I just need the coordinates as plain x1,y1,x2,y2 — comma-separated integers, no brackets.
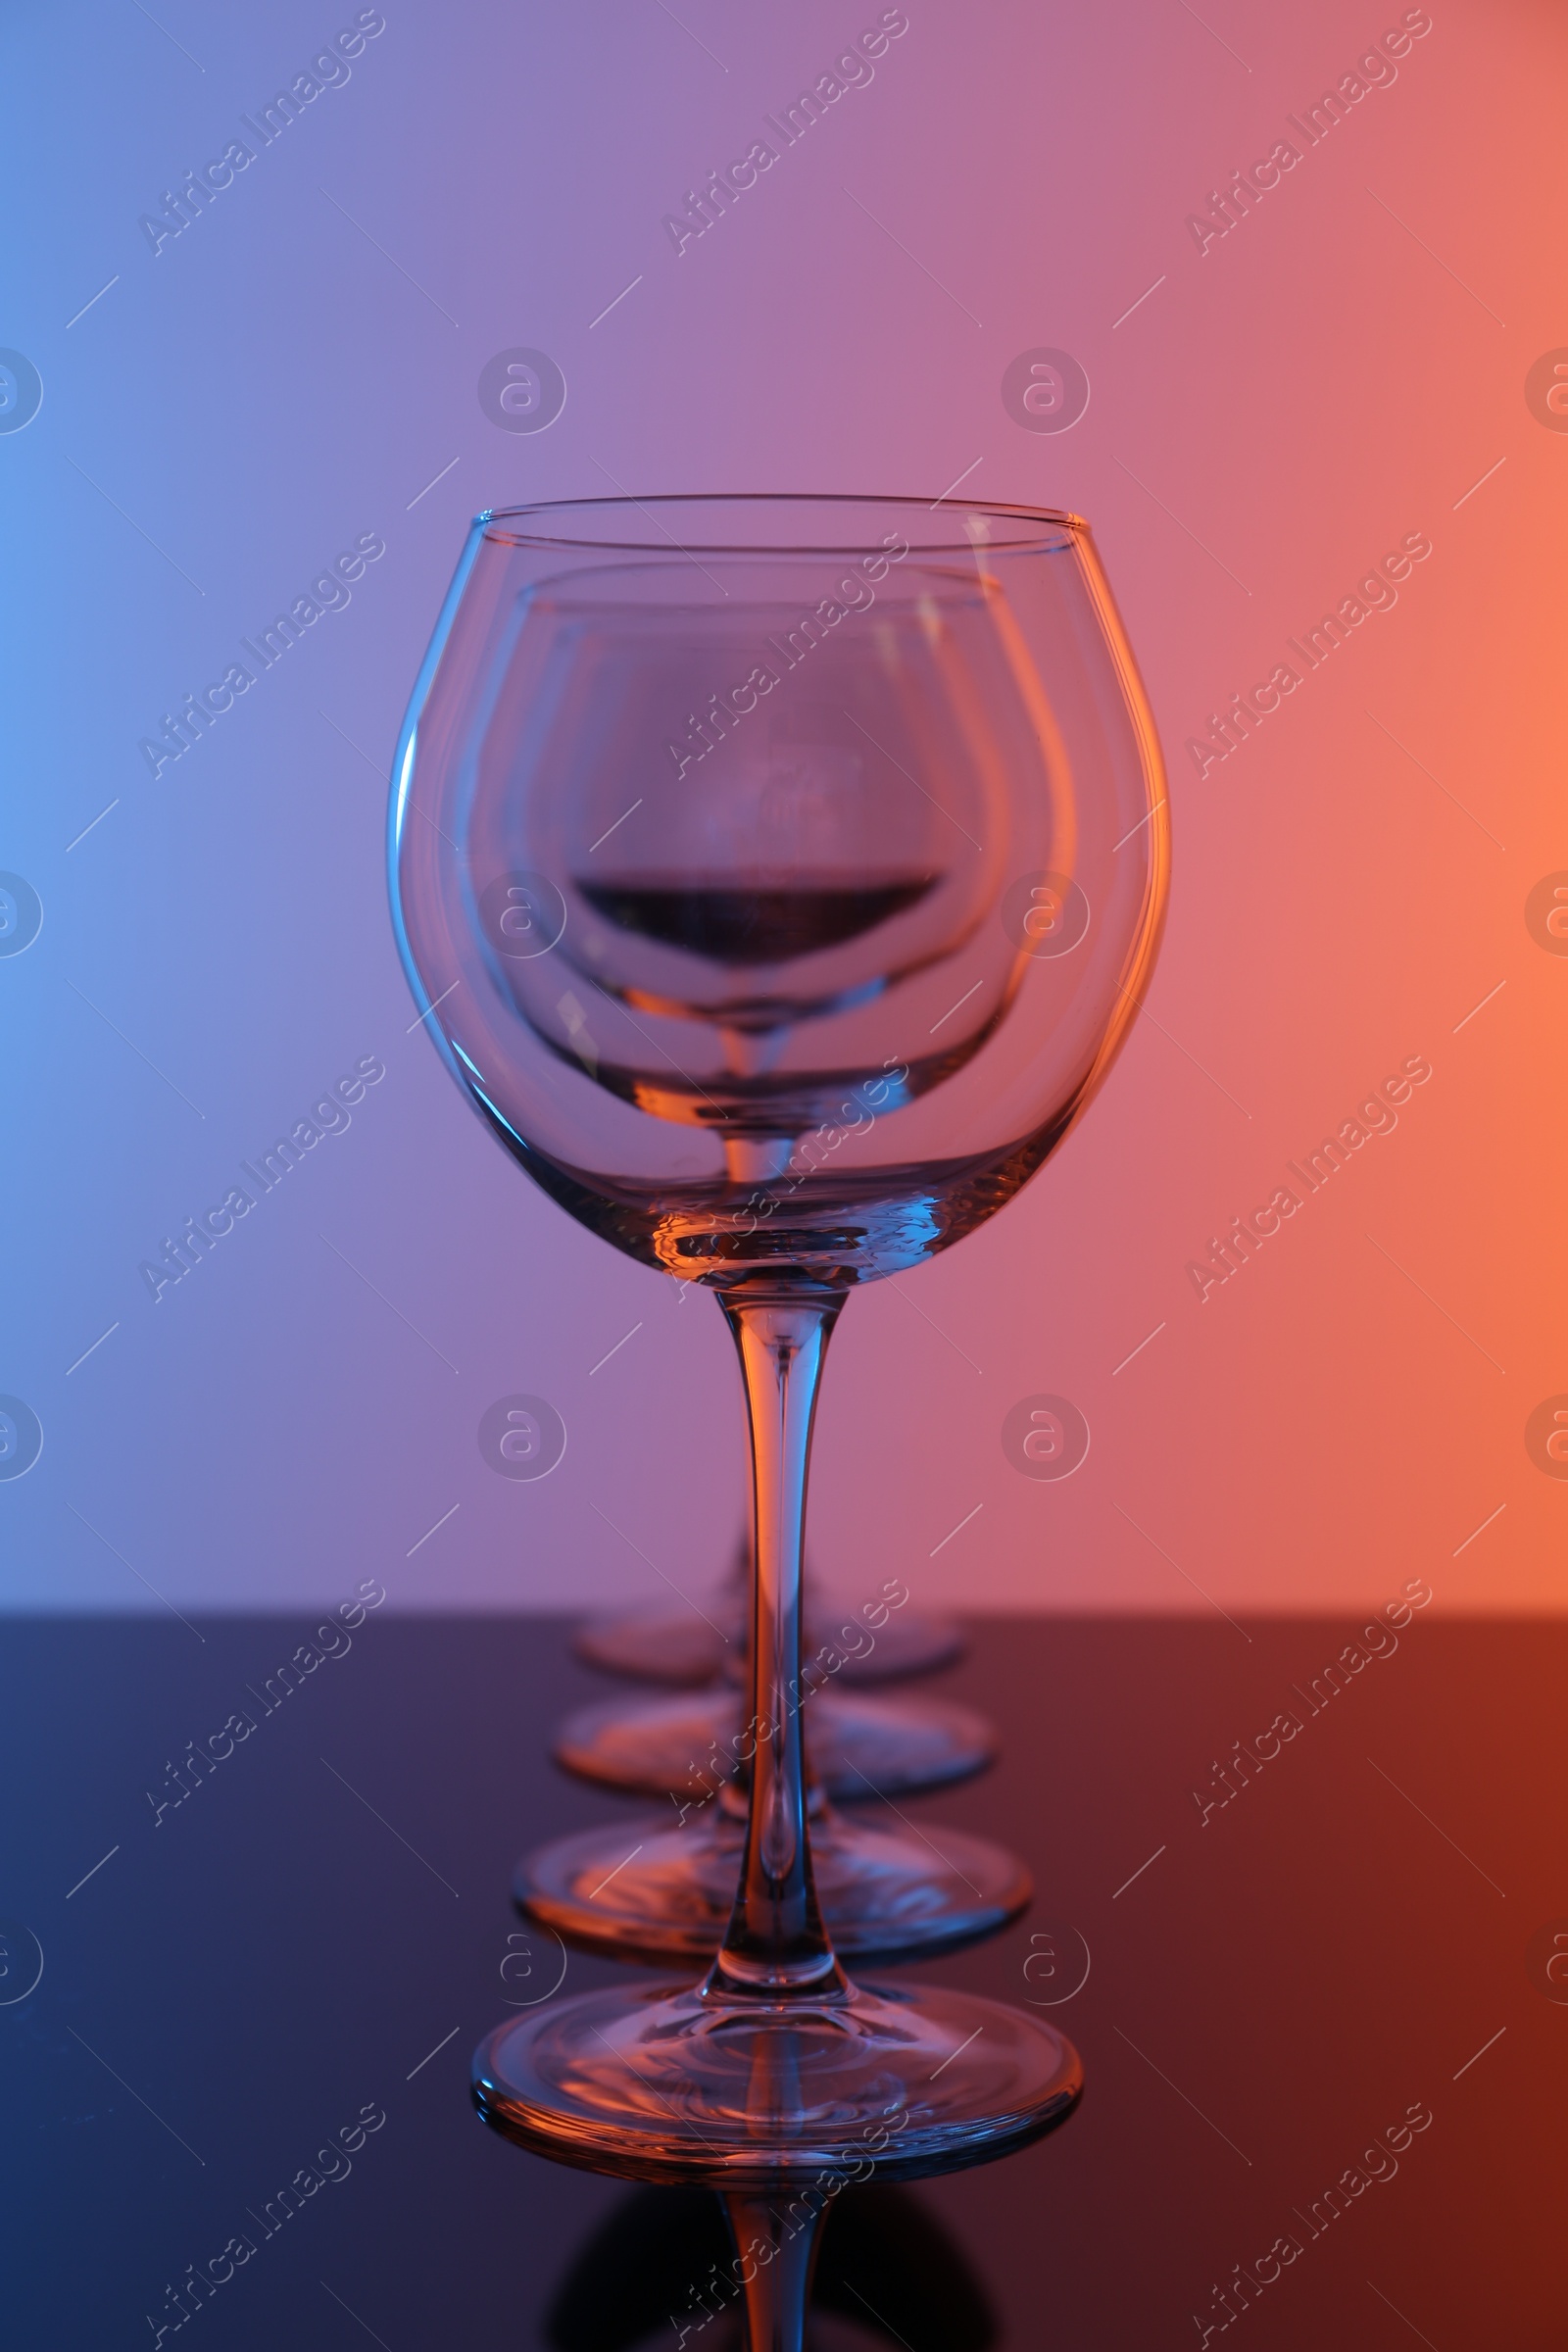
4,0,1566,1622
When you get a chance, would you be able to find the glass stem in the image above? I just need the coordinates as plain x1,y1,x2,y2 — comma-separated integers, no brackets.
709,1285,847,1996
722,2189,824,2352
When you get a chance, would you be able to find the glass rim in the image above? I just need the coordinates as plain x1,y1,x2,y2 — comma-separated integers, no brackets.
476,492,1088,557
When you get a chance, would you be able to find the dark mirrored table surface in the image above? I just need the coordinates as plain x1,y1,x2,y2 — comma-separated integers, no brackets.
2,1613,1559,2348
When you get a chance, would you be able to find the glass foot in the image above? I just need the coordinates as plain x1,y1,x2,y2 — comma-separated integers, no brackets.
574,1599,965,1687
516,1807,1031,1962
473,1979,1081,2186
573,1599,734,1687
554,1686,996,1802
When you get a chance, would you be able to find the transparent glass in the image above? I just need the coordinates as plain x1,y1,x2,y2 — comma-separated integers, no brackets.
573,1538,964,1685
525,1639,1023,1967
551,1677,997,1799
389,496,1165,2202
526,1632,1026,1961
557,1534,992,1950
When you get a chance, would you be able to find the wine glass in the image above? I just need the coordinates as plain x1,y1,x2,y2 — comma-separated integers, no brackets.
556,1524,988,1805
573,1531,965,1683
531,1557,1024,1960
389,498,1166,2203
552,1666,997,1797
519,1678,1030,1965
